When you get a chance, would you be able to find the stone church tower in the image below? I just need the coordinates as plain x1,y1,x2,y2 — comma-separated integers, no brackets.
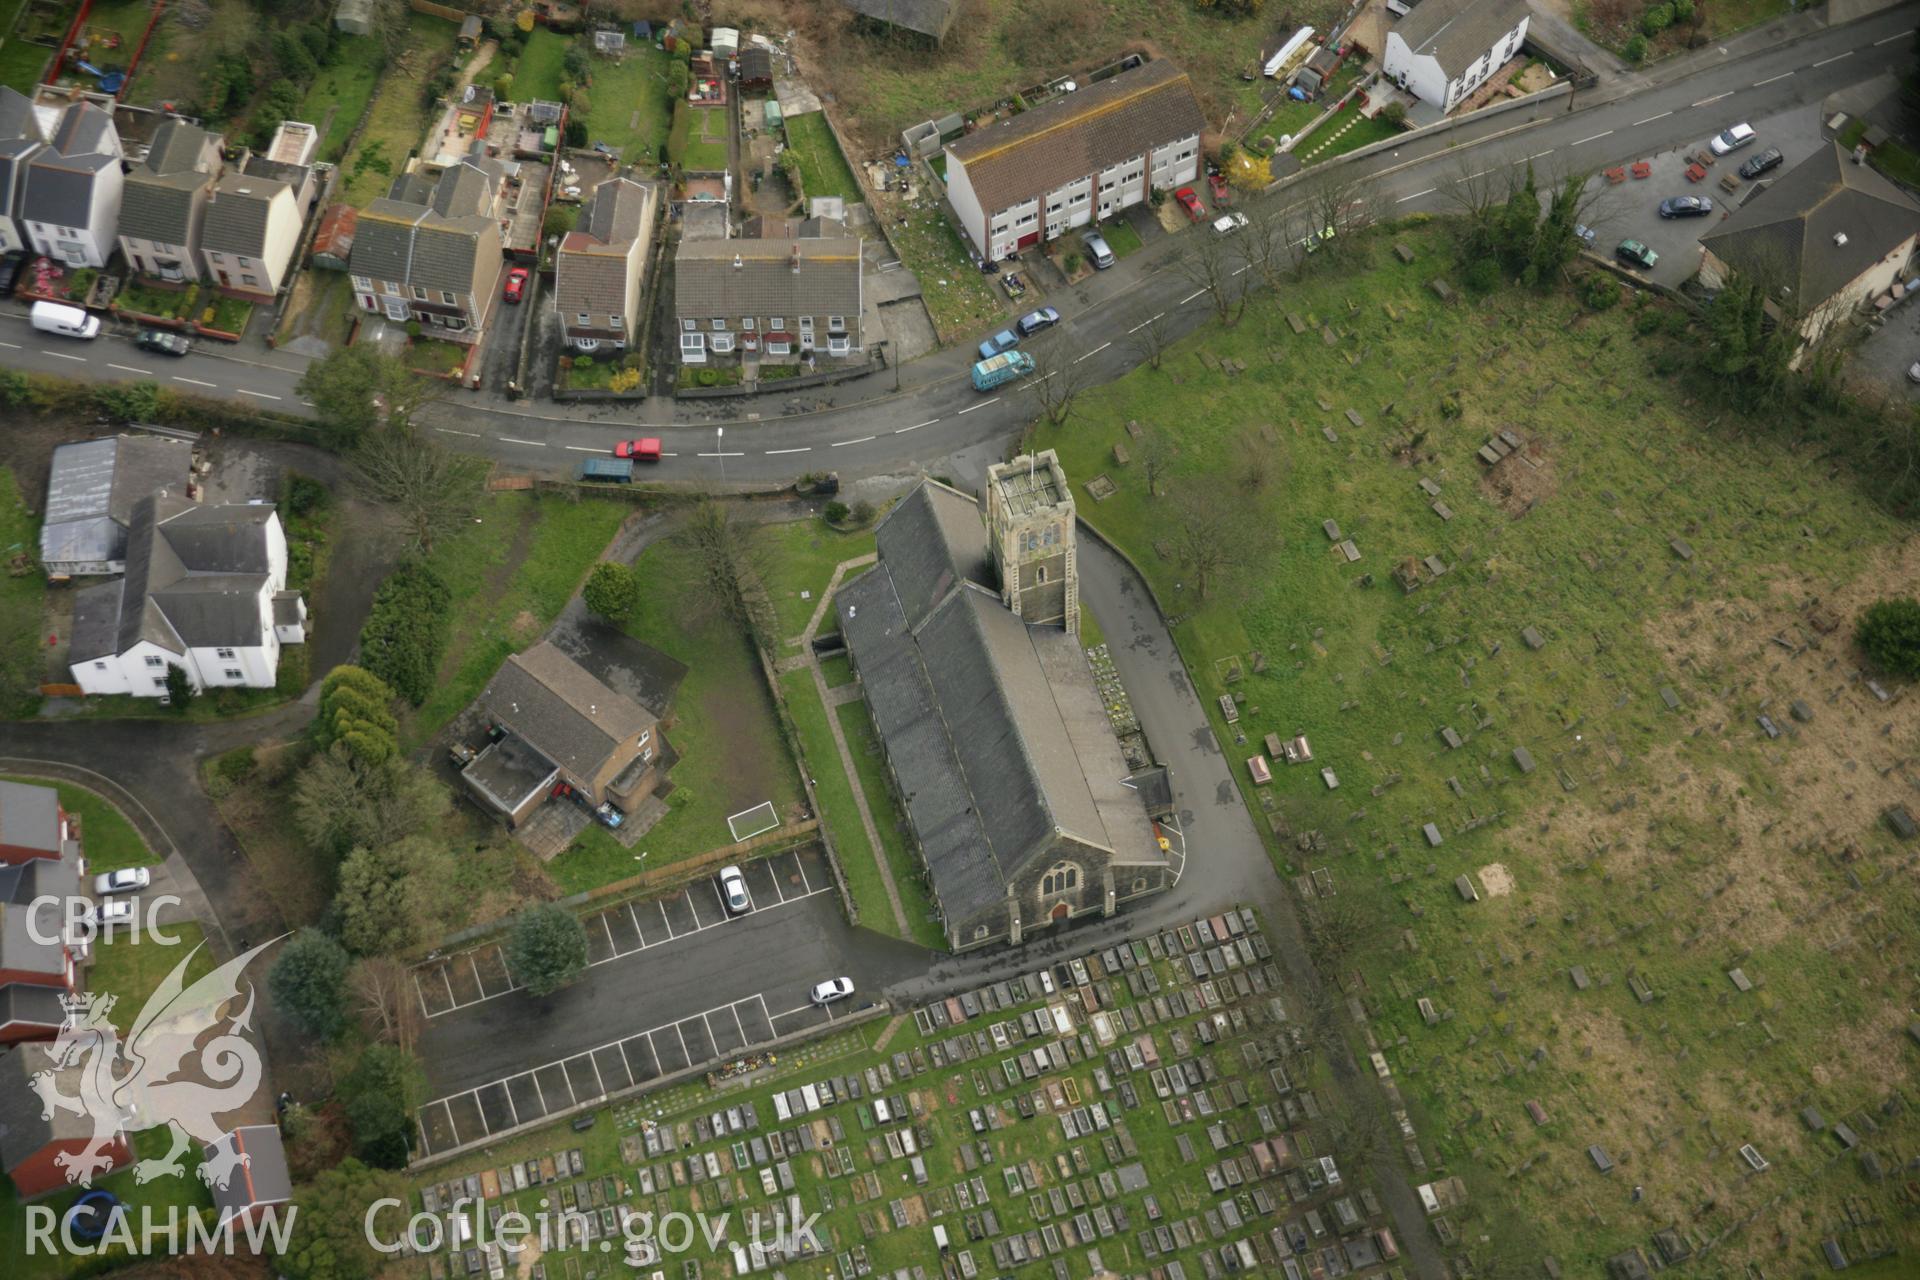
986,450,1077,635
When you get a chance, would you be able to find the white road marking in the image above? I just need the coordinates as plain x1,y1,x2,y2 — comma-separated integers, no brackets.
1462,169,1493,181
697,450,745,457
1395,188,1436,203
1691,92,1732,106
765,446,812,454
1074,342,1111,363
1876,31,1909,45
497,436,544,446
1524,150,1555,161
1633,111,1673,125
563,445,605,452
437,427,481,438
172,376,215,388
1180,289,1207,303
894,419,939,433
830,435,874,447
0,340,17,349
956,397,998,414
1231,265,1249,276
236,388,281,400
1813,51,1852,66
107,363,152,375
1126,312,1165,334
1571,131,1613,146
43,350,86,362
1753,72,1793,86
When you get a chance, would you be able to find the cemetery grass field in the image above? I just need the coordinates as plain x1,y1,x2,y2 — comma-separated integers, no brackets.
1050,223,1920,1273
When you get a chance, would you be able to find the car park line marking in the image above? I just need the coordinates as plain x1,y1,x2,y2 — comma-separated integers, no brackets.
794,851,813,895
236,388,281,400
1753,72,1794,86
956,397,998,414
1633,111,1673,125
1691,92,1732,106
766,446,812,453
43,350,86,361
498,436,544,446
601,912,616,950
1074,342,1111,363
173,375,215,387
675,1024,690,1062
589,1054,607,1098
732,1004,747,1042
1813,51,1852,65
501,1086,519,1128
830,435,874,446
1571,131,1613,146
1180,289,1207,303
564,445,604,453
437,427,480,438
108,363,152,375
1395,188,1436,203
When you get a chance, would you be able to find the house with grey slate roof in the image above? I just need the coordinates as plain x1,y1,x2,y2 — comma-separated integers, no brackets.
943,59,1205,263
0,1042,132,1197
1699,142,1920,353
555,177,657,352
21,100,122,268
350,152,506,343
0,85,47,258
673,236,862,364
835,452,1169,951
0,779,87,1047
203,1125,293,1226
118,119,223,284
1383,0,1529,114
200,170,301,300
40,434,195,577
68,493,307,698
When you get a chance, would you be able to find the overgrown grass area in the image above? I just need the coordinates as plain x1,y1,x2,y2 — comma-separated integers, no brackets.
579,41,673,162
0,0,48,93
882,200,1004,339
0,1127,215,1279
405,337,468,376
1,775,154,870
835,697,945,949
338,15,462,206
777,667,897,935
758,515,875,649
1572,0,1792,59
88,922,213,1033
394,908,1359,1280
0,467,46,715
403,493,629,748
547,533,804,893
783,111,859,202
1045,222,1918,1272
813,0,1335,148
297,30,389,162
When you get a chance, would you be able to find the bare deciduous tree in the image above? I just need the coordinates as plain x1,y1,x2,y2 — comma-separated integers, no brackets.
1138,424,1177,498
683,501,773,641
1174,227,1252,326
354,426,487,557
1024,337,1096,427
1164,475,1272,599
1126,310,1176,371
352,956,424,1053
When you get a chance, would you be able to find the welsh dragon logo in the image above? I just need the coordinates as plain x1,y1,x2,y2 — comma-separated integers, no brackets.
29,939,280,1190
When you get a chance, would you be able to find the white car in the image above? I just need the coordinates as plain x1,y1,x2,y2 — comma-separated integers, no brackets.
809,977,855,1006
80,899,136,931
93,867,151,897
1211,212,1248,236
1708,123,1756,156
718,865,751,915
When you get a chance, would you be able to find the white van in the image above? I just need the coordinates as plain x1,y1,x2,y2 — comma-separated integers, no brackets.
30,300,99,340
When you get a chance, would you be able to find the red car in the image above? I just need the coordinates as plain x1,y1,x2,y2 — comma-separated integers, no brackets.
614,437,662,462
1174,187,1204,222
503,266,529,303
1207,172,1231,205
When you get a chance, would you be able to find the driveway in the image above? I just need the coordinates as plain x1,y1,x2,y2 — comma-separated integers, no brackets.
1853,289,1920,397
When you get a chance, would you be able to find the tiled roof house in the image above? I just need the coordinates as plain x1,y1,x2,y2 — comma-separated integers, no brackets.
555,178,656,352
118,119,222,283
673,237,862,364
350,157,506,343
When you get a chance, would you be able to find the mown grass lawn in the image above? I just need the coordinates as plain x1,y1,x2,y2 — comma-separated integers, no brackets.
1,775,154,869
834,697,944,949
513,27,571,101
547,533,804,893
403,493,630,747
783,111,860,202
0,466,46,716
579,42,673,162
87,922,213,1033
757,515,876,650
1044,222,1914,1272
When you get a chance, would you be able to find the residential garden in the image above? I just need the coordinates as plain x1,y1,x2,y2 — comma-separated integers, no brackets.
1574,0,1791,63
1038,218,1920,1272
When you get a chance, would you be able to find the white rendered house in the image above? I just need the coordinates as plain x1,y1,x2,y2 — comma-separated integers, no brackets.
68,495,307,697
1383,0,1529,115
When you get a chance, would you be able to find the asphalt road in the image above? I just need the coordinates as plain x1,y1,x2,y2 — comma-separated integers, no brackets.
2,6,1913,490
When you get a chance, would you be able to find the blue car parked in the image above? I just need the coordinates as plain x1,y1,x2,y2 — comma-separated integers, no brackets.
978,330,1019,361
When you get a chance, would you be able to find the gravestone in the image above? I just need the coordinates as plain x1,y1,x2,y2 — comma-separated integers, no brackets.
1344,409,1363,429
1422,823,1443,848
1323,519,1342,541
1455,875,1479,903
1429,279,1454,302
1659,686,1680,711
1440,727,1464,750
1338,540,1361,563
1670,538,1695,562
1394,243,1415,264
1432,501,1453,521
1419,477,1441,497
1287,314,1307,335
1512,746,1537,774
1521,626,1546,650
1569,966,1590,991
